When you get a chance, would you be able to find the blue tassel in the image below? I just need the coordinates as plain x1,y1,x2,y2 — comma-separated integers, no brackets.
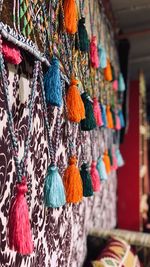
96,156,108,181
44,57,62,107
100,104,107,127
118,109,125,128
98,44,107,69
116,148,125,167
118,73,125,92
44,165,66,208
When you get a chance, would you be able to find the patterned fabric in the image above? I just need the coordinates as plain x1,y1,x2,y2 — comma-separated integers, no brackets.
0,63,117,267
91,237,141,267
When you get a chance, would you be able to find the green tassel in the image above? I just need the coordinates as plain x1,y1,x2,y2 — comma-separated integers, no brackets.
108,148,113,166
81,92,96,131
78,17,89,52
44,165,66,208
80,163,93,197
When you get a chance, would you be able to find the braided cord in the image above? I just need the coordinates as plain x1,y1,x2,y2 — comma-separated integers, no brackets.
0,50,38,182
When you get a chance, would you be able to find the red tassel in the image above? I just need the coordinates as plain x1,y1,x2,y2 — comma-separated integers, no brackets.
90,36,99,69
93,97,103,127
90,161,100,192
8,178,33,255
2,40,22,65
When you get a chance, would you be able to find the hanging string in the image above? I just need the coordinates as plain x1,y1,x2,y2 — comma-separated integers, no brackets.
0,47,38,182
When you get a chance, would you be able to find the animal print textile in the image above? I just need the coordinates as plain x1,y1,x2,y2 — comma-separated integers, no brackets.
0,63,117,267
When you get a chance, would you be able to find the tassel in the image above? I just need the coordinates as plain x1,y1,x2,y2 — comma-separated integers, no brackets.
44,57,62,107
93,97,103,127
113,80,118,91
118,73,126,92
111,64,115,81
96,156,108,181
63,0,78,34
90,161,100,192
44,165,66,208
104,59,113,81
80,163,93,197
116,148,125,167
63,156,83,203
98,43,107,69
90,36,99,69
78,17,89,52
112,147,118,171
81,92,97,131
8,178,33,255
106,105,114,129
100,104,107,127
108,148,113,167
66,78,85,122
2,40,22,65
103,150,111,174
118,109,125,128
115,111,121,131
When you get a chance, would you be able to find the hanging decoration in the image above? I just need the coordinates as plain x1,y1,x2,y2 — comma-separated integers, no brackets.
2,39,22,65
78,17,89,52
81,92,96,131
0,50,39,254
44,57,62,107
63,0,78,34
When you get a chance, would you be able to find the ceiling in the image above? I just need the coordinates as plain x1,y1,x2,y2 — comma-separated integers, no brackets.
110,0,150,85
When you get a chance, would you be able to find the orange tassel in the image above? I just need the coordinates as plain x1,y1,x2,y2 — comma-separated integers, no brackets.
63,0,78,34
66,78,85,123
106,105,114,129
104,59,113,81
63,156,83,203
103,150,111,174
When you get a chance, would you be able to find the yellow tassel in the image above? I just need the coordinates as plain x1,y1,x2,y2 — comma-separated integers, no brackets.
63,0,78,34
63,156,83,203
66,78,85,123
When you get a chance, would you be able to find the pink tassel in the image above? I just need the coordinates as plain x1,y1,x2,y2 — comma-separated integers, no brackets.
90,36,99,69
112,147,118,171
115,110,121,130
113,80,118,91
90,161,100,192
93,97,103,127
8,178,33,255
2,40,22,65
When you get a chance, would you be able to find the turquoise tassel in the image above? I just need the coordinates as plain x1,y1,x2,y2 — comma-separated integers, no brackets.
118,110,125,128
44,165,66,208
80,163,93,197
100,104,107,128
44,57,62,107
98,44,107,69
116,148,124,167
96,156,108,181
118,73,126,92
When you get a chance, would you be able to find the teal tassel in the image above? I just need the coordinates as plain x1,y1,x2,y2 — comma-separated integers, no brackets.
111,64,115,81
118,110,125,128
80,163,93,197
44,57,62,107
108,148,113,166
78,17,89,52
81,92,96,131
118,73,126,92
44,165,66,208
116,148,124,167
100,104,107,127
96,156,108,181
98,44,107,69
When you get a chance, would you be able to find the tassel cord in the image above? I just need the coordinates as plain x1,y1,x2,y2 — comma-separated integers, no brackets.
0,49,38,182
